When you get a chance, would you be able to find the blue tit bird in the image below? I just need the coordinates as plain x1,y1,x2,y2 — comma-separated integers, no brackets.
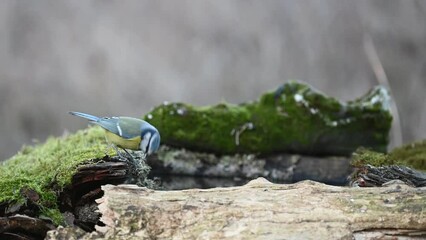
69,111,161,156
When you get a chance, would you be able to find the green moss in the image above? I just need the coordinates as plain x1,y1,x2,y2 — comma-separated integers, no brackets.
351,140,426,171
146,102,252,154
145,81,392,156
351,148,390,167
388,140,426,170
0,126,114,224
40,207,64,225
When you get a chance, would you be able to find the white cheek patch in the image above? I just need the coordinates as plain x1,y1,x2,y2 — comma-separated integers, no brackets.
140,132,152,152
148,134,159,155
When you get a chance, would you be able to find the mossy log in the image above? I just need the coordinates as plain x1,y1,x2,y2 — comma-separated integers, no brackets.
349,140,426,187
0,126,152,227
0,159,131,239
352,140,426,171
145,81,392,156
0,127,115,224
46,178,426,240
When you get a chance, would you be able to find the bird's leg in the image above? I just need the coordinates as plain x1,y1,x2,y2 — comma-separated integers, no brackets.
122,149,145,179
109,143,127,161
108,143,127,161
122,148,135,163
122,149,147,186
103,136,112,155
104,135,125,159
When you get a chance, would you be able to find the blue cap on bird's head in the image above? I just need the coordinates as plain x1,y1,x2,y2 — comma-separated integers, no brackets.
140,127,161,155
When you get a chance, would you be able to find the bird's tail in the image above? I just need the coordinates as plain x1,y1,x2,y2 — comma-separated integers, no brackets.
69,111,100,122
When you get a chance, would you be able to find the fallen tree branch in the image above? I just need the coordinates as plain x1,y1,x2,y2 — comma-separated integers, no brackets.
351,164,426,187
47,178,426,239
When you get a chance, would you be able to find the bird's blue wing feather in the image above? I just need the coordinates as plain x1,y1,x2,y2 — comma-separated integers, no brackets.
97,117,143,139
70,112,145,139
69,111,100,122
95,117,120,135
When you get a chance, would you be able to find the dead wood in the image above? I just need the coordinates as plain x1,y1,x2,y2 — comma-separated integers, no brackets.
0,215,55,239
60,159,129,231
352,165,426,187
46,178,426,240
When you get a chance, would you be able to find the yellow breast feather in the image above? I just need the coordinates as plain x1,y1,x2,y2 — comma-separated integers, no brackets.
105,131,141,150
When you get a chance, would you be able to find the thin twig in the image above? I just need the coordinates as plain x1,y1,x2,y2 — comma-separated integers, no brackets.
363,34,403,149
231,122,255,146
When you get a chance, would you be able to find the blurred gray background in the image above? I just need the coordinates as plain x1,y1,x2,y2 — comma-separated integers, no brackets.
1,0,425,161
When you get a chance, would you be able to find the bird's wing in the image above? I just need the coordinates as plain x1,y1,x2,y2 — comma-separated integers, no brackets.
94,117,120,135
96,116,142,139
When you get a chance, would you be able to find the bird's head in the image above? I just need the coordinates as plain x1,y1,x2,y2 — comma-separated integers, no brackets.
140,126,161,155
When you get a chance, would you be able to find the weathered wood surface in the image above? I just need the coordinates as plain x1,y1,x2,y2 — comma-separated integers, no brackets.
0,215,55,239
47,178,426,240
351,164,426,187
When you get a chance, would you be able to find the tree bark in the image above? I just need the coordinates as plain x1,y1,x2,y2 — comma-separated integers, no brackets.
149,146,353,187
47,178,426,240
351,164,426,187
